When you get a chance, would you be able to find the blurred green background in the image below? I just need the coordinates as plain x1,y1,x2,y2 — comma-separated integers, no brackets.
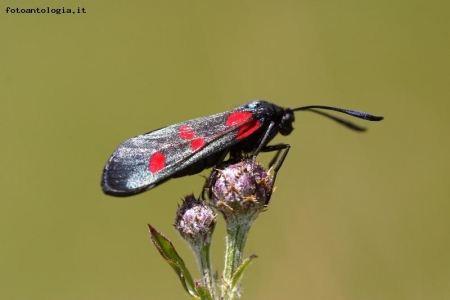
1,1,449,299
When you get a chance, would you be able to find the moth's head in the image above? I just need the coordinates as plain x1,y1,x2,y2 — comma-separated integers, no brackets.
279,108,295,136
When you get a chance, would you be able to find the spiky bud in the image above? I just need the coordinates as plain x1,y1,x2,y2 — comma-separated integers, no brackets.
174,195,216,248
207,157,274,224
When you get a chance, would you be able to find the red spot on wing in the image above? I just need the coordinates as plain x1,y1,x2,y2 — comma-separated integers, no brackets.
236,119,261,139
149,151,165,173
226,111,261,140
179,125,195,140
226,111,252,126
180,125,205,151
191,138,205,151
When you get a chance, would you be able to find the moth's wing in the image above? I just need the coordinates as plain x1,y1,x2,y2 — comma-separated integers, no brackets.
101,108,261,196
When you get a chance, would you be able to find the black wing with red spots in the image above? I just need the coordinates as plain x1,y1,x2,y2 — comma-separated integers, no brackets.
101,103,265,196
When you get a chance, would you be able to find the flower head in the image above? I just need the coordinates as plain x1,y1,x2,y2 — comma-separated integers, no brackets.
207,157,274,224
174,195,216,248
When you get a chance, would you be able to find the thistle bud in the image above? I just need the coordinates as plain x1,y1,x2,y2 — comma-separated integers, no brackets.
207,157,274,223
174,195,216,249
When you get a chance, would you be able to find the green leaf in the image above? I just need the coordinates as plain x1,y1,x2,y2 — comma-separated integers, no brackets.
148,224,198,299
231,254,257,291
195,284,213,300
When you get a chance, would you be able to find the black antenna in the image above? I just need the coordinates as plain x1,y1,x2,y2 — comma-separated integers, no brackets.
293,105,384,131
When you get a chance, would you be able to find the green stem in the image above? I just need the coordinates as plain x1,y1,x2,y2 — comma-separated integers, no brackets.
222,218,253,300
194,243,216,299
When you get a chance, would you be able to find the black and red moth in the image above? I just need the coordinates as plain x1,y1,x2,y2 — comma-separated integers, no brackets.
102,100,383,196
